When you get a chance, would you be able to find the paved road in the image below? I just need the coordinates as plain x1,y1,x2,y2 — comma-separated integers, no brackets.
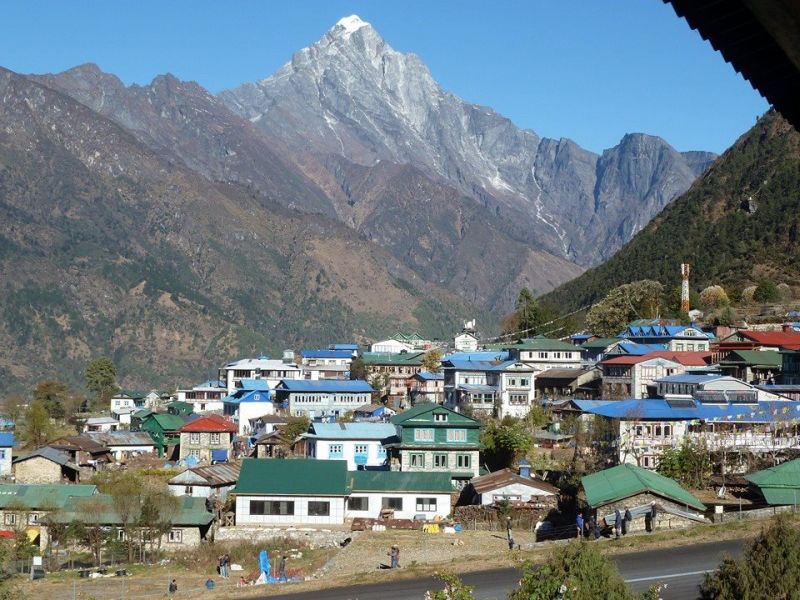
253,538,743,600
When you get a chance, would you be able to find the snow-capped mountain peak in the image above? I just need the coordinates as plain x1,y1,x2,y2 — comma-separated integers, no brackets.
334,14,369,38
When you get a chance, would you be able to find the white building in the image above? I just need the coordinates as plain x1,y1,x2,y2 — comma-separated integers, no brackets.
442,353,535,419
222,380,275,436
303,422,396,470
465,463,560,505
175,380,227,412
83,431,155,461
0,433,14,476
370,339,415,354
300,349,355,380
83,417,119,433
506,336,584,372
168,463,240,500
232,459,453,526
275,380,374,419
454,320,479,352
219,353,304,394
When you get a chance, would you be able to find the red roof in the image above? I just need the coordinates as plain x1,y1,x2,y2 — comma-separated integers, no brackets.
601,351,712,367
179,414,236,433
738,330,800,347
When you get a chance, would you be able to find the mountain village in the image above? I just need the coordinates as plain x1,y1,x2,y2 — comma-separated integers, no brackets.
4,277,800,592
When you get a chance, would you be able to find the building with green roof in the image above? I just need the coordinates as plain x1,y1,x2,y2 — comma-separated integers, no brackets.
134,413,186,456
505,336,584,371
745,458,800,505
388,404,481,483
719,349,783,384
582,464,706,533
232,458,455,525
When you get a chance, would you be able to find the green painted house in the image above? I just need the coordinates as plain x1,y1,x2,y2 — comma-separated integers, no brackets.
135,413,186,457
387,403,481,484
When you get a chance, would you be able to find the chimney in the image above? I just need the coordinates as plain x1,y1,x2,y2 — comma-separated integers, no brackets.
518,457,531,479
282,350,295,364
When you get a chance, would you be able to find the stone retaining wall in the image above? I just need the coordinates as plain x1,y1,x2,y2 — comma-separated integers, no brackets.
215,527,357,548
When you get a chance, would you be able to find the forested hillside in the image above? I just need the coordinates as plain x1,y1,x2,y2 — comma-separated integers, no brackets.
541,111,800,313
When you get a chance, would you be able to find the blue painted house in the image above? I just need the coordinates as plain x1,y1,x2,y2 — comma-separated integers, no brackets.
275,380,374,419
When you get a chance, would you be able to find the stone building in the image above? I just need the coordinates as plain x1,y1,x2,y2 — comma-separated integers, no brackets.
12,448,80,484
178,414,236,463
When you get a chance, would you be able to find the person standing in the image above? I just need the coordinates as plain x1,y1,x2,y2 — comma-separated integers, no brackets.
623,506,632,535
168,579,178,595
507,535,515,551
614,508,622,539
575,513,584,539
279,555,287,582
389,545,399,569
650,501,658,532
506,516,513,542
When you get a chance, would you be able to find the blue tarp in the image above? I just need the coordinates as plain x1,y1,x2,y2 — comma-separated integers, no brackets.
211,449,228,462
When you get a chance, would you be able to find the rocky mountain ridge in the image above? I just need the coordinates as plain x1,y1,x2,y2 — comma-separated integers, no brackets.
221,15,716,264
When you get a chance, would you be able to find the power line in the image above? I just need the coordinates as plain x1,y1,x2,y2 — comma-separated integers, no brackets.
483,302,597,344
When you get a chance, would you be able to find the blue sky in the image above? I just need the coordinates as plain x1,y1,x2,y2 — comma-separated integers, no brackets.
3,0,768,154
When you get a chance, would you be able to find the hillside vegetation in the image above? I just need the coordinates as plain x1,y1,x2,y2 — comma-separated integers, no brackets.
541,111,800,313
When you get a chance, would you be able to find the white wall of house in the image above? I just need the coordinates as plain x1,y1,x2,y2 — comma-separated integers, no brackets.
454,333,478,352
110,397,136,413
307,439,387,470
631,359,684,399
235,495,346,526
345,492,452,520
478,483,557,505
288,392,372,418
371,339,414,353
496,370,535,419
236,402,275,435
168,482,235,499
0,448,11,475
516,350,582,371
106,445,155,461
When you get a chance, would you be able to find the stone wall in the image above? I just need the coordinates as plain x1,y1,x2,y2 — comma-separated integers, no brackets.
597,492,704,533
710,504,795,523
14,458,62,484
215,526,355,548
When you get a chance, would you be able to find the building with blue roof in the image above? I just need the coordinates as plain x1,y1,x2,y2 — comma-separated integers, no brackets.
410,371,445,404
302,422,398,470
442,355,535,419
572,373,799,471
0,432,14,476
300,349,355,380
275,379,374,419
618,323,711,352
222,382,274,436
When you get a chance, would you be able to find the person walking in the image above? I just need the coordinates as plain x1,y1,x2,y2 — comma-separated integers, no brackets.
279,555,287,582
389,545,399,569
614,508,622,539
168,579,178,595
623,506,632,535
505,516,513,542
575,513,584,539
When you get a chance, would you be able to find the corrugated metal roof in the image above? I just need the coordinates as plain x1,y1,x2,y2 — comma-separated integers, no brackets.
582,464,705,510
301,349,354,359
0,483,97,509
723,350,783,368
580,337,622,349
57,493,213,526
508,336,579,352
307,422,396,440
745,458,800,499
13,447,78,469
83,431,155,446
0,432,15,447
237,379,272,391
234,459,349,496
415,371,444,381
391,403,480,426
169,463,241,486
361,352,425,366
277,380,373,393
456,384,498,394
470,468,559,495
350,471,452,493
180,414,237,433
573,398,800,422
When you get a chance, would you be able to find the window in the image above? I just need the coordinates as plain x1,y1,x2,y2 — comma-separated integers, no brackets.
456,454,472,469
520,378,530,387
189,449,201,458
414,428,434,442
329,444,343,457
117,529,126,541
664,425,672,436
27,513,40,524
250,500,295,516
354,445,368,454
308,501,330,516
447,429,467,442
410,453,425,467
382,497,403,510
416,497,437,512
434,454,448,468
348,496,369,511
3,514,15,525
509,393,528,405
168,529,183,543
210,433,221,445
434,413,448,422
189,433,200,444
184,486,194,495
